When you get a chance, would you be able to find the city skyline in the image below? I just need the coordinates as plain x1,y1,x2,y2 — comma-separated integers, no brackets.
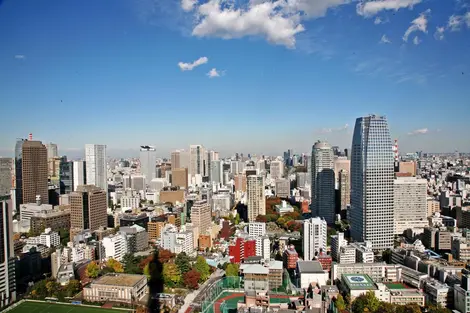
1,0,470,156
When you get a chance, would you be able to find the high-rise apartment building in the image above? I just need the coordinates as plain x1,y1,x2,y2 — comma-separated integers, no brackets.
394,177,428,234
270,160,283,180
70,185,107,232
311,141,335,224
0,196,16,309
248,222,266,237
59,159,73,194
45,143,58,159
171,150,181,169
72,161,86,191
189,145,205,179
338,169,350,211
350,115,394,250
234,174,247,192
210,160,223,185
22,140,48,205
303,217,327,261
191,200,211,235
205,150,216,177
0,158,13,196
247,175,265,222
85,144,107,194
334,157,350,184
140,146,157,183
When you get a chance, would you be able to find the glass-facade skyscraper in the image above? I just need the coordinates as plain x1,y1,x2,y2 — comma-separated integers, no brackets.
311,141,335,224
350,115,394,250
139,145,157,183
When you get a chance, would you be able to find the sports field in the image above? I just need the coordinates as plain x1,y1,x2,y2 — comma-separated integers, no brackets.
7,301,133,313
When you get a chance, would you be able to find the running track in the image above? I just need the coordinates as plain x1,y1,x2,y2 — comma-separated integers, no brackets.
214,293,293,313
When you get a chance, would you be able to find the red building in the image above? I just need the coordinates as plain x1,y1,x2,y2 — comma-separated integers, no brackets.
317,254,332,272
301,200,310,214
283,245,298,269
229,237,257,263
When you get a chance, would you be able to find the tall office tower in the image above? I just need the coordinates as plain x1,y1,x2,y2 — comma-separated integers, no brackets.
131,175,145,192
85,144,107,193
338,170,350,211
59,158,73,194
204,150,216,178
210,160,223,185
303,217,327,261
334,157,350,184
311,141,335,224
189,145,205,178
72,161,86,191
191,200,211,235
270,160,284,180
179,150,190,169
0,158,13,196
171,150,181,169
70,185,107,232
14,138,26,210
213,151,219,161
0,196,16,309
140,145,157,183
230,161,240,175
123,175,131,190
350,115,394,250
45,143,58,159
172,168,188,189
234,174,247,192
22,140,48,205
247,175,265,222
394,177,428,235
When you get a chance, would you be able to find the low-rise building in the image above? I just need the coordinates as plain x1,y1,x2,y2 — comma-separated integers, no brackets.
83,274,148,304
274,200,294,215
297,261,328,289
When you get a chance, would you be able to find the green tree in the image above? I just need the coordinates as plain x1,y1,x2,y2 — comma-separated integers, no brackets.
162,263,181,287
86,261,100,278
235,213,240,225
194,256,210,282
225,263,239,277
175,252,191,274
426,304,452,313
352,291,380,313
65,279,81,297
123,253,143,274
106,258,124,273
59,228,70,246
45,280,60,296
334,295,346,311
376,302,396,313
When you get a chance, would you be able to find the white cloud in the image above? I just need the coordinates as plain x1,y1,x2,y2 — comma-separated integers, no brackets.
434,26,445,40
403,9,430,42
374,17,383,24
319,124,349,134
357,0,422,17
466,12,470,27
408,128,428,135
448,14,463,31
380,34,391,43
413,36,421,45
181,0,197,11
177,56,208,71
283,0,350,19
207,68,222,78
192,0,305,48
14,54,25,59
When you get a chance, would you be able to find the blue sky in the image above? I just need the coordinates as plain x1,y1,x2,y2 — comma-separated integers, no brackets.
0,0,469,157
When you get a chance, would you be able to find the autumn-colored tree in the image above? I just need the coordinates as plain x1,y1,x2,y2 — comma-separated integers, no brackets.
395,303,421,313
135,306,149,313
106,258,124,273
352,291,380,313
139,254,154,269
334,295,346,311
256,215,268,223
162,263,181,287
376,302,396,313
65,279,81,297
86,261,100,278
158,249,174,263
183,269,201,289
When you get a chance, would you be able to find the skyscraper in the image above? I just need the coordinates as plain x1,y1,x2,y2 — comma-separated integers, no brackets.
0,196,16,309
140,145,157,183
0,158,13,196
394,177,427,234
191,200,211,235
210,160,223,185
171,150,181,169
72,160,86,191
13,138,26,210
350,115,394,250
247,175,265,222
189,144,204,178
59,158,73,194
45,143,58,159
85,144,107,194
311,141,335,224
70,185,107,232
22,140,48,205
338,169,350,211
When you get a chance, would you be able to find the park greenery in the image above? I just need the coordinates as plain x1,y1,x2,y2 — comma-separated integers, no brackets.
255,197,303,232
334,291,451,313
29,278,81,300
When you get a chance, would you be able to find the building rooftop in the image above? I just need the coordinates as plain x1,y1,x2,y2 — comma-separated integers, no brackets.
243,264,270,275
92,273,146,287
297,261,324,273
342,274,377,291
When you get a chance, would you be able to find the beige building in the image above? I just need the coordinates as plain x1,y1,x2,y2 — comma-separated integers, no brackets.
427,198,440,217
394,177,428,234
22,141,48,204
160,189,184,205
147,221,164,240
30,209,70,234
70,185,107,232
191,200,211,235
334,157,350,183
189,144,205,178
83,274,148,304
234,174,247,192
172,168,188,189
171,150,181,169
247,175,265,222
48,157,61,181
338,169,350,211
399,161,416,176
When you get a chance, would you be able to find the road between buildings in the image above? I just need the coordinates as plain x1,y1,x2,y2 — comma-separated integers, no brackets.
179,269,225,313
